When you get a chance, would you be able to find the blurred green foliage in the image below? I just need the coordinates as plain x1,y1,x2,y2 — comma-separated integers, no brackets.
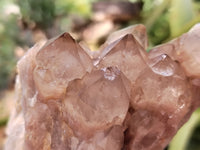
0,0,20,89
0,0,200,149
55,0,96,17
18,0,55,28
169,108,200,150
188,124,200,150
142,0,200,46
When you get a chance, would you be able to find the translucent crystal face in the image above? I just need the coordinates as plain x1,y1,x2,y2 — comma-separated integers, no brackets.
63,69,129,139
5,24,200,150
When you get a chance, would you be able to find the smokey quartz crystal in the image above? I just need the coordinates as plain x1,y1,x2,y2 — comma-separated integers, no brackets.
5,24,200,150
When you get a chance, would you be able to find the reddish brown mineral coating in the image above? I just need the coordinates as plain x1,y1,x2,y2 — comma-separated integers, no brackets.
5,24,200,150
125,55,194,150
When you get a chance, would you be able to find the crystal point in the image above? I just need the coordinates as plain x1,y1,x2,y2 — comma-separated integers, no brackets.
98,34,148,83
149,24,200,78
105,24,148,49
34,33,93,100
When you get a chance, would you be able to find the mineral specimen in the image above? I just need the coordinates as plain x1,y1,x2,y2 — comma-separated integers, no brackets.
5,24,200,150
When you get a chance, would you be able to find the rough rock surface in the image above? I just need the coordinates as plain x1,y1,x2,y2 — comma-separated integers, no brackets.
4,24,200,150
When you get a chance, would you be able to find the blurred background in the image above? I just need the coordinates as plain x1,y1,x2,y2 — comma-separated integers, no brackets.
0,0,200,149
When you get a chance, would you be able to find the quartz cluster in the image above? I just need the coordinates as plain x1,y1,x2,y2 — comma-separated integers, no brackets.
5,24,200,150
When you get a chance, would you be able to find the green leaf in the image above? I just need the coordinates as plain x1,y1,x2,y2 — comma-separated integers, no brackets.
169,0,194,37
144,0,170,31
169,108,200,150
